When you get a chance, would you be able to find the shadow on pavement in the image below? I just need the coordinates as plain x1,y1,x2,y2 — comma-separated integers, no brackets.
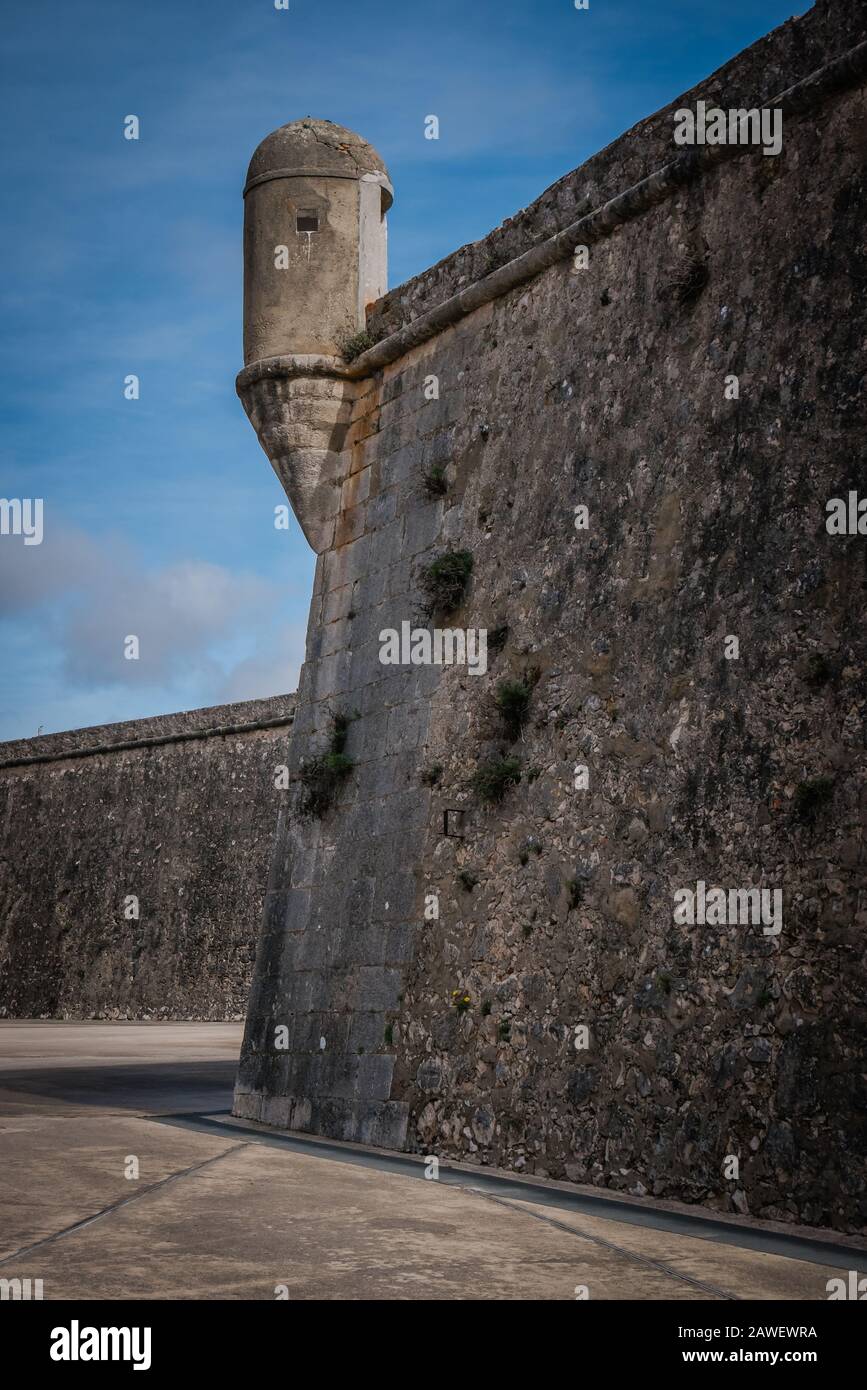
0,1059,237,1113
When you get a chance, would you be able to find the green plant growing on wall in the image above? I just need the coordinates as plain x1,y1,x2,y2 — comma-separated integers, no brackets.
794,776,834,823
420,550,473,616
451,989,471,1014
495,676,534,740
421,764,443,787
340,329,374,362
471,755,522,804
299,712,356,817
331,712,355,750
423,463,449,498
458,870,478,892
488,624,509,655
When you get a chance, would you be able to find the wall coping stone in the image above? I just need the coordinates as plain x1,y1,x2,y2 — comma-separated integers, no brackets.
236,34,867,396
0,695,296,771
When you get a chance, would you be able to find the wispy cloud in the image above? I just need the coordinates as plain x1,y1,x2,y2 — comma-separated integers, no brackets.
217,625,305,705
0,523,289,694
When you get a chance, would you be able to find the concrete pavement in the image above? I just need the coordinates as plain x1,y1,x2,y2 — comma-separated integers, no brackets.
0,1022,863,1301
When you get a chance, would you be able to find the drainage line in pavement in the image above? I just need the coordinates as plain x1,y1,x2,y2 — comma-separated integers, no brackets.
467,1187,736,1301
0,1142,249,1268
153,1110,867,1275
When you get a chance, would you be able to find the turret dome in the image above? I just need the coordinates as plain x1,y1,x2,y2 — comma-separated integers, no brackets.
244,118,393,210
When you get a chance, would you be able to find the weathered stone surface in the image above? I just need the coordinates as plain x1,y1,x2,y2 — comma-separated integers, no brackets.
366,0,867,344
0,697,295,1019
243,118,391,363
234,0,866,1231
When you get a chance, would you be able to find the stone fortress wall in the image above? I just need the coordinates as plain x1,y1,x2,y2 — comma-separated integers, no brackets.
234,0,867,1232
0,696,295,1019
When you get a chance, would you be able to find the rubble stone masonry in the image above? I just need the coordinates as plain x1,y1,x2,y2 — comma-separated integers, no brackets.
0,697,295,1019
234,0,867,1231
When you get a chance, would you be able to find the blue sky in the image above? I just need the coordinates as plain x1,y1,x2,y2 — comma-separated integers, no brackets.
0,0,804,740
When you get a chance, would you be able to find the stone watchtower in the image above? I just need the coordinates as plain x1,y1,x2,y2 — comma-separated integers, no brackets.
237,118,392,551
235,119,414,1148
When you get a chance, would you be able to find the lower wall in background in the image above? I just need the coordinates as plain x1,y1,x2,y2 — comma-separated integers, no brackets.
0,696,294,1019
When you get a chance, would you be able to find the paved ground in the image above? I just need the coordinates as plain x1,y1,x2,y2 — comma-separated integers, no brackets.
0,1022,862,1301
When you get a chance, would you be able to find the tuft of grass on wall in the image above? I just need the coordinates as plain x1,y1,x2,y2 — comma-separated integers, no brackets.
494,676,534,740
670,253,709,307
419,550,473,616
340,330,374,362
471,755,522,804
299,712,356,817
423,463,449,498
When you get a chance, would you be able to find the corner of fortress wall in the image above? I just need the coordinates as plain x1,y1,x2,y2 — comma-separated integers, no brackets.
235,0,867,1231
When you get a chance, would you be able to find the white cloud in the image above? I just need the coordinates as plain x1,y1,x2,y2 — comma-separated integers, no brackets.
217,623,306,704
0,523,284,691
